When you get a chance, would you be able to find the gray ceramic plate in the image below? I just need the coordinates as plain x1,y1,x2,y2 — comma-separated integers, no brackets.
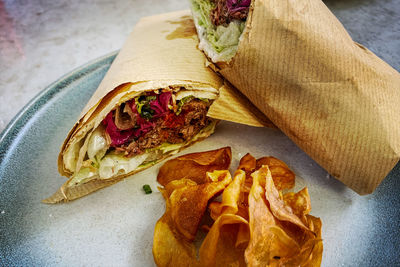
0,52,399,266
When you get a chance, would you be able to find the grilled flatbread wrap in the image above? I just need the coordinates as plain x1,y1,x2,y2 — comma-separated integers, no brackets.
43,10,271,203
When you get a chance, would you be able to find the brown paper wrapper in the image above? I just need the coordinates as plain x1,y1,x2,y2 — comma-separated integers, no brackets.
210,0,400,194
43,10,272,203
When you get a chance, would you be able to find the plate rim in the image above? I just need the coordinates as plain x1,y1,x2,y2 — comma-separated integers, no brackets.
0,51,118,164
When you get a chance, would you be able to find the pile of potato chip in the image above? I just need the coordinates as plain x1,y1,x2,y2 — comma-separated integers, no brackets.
153,147,323,267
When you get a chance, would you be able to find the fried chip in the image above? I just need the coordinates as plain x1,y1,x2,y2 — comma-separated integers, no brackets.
160,178,198,200
199,214,249,267
283,187,312,219
245,167,300,266
238,153,256,198
236,223,251,248
153,149,322,267
281,216,323,267
238,153,256,173
209,169,246,216
157,147,232,186
303,216,323,267
256,157,295,190
168,170,232,241
207,169,250,253
153,215,198,267
245,165,322,266
257,166,309,231
153,170,232,267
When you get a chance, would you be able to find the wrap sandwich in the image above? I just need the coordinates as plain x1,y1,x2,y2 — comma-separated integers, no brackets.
190,0,400,194
43,10,272,203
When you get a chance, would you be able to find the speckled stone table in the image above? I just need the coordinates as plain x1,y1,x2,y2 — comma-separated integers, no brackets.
0,0,399,133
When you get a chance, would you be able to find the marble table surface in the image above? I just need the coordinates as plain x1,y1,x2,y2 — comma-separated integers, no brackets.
0,0,399,134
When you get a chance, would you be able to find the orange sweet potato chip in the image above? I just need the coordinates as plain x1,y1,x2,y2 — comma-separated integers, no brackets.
157,147,232,186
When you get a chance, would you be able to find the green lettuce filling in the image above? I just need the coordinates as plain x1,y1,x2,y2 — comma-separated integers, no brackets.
191,0,246,61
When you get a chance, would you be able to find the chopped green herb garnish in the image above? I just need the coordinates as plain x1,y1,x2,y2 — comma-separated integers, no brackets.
141,105,154,119
135,94,156,120
143,184,152,194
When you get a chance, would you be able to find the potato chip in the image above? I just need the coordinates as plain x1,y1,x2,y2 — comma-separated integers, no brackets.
236,223,250,248
207,169,250,257
245,167,300,266
157,147,232,186
256,166,309,232
238,154,256,198
208,201,222,221
153,215,198,267
280,216,322,267
244,165,322,266
199,214,249,267
209,169,246,216
168,170,232,241
283,187,311,218
303,216,323,267
256,157,295,190
153,170,232,267
238,153,256,172
160,178,198,200
153,149,322,267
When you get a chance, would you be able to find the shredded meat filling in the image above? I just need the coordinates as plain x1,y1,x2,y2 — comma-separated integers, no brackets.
210,0,249,26
116,99,211,157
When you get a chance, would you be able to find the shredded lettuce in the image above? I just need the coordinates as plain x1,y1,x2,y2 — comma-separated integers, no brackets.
87,125,108,166
175,90,217,101
159,142,186,154
138,159,158,168
64,138,83,172
68,167,98,186
191,0,246,62
99,153,149,179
